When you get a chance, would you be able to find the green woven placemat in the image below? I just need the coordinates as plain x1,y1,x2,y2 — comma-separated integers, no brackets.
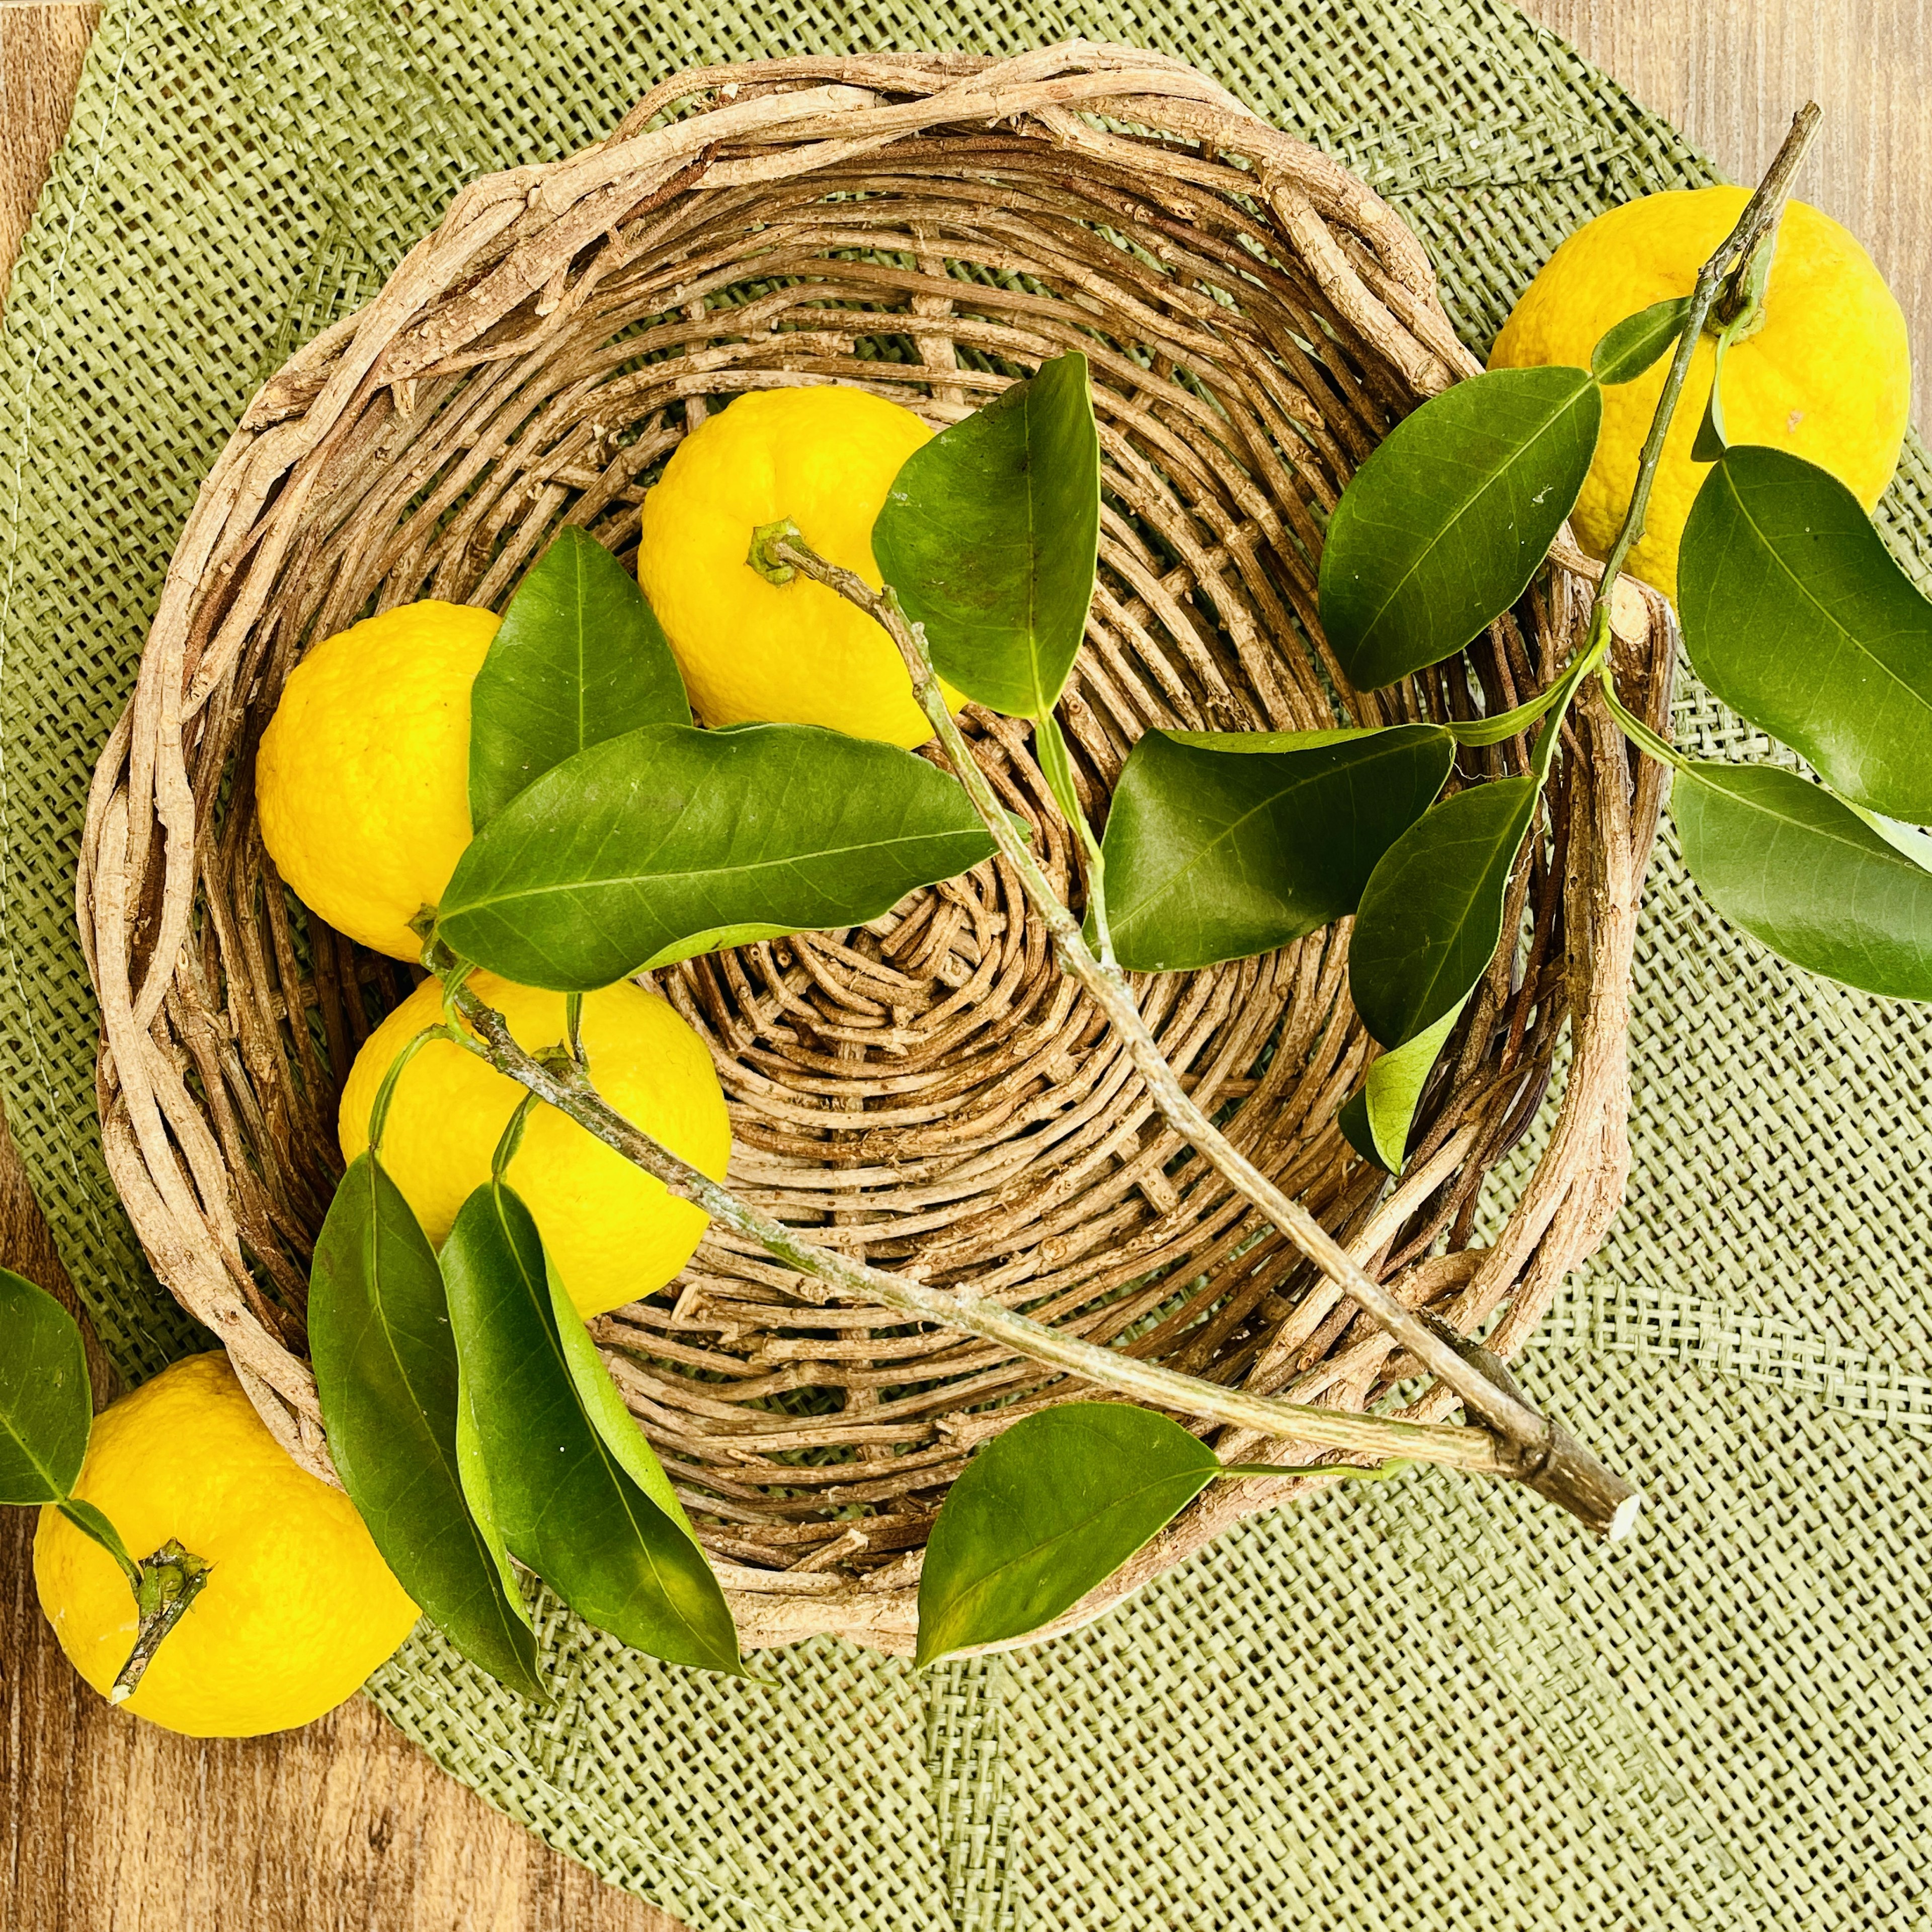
7,4,1930,1926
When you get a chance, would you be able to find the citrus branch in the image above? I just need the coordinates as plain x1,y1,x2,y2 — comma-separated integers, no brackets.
111,1539,213,1703
424,948,1515,1479
757,537,1640,1540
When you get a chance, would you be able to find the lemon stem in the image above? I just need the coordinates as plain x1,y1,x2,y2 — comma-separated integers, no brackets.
1710,104,1820,337
1216,1458,1411,1483
426,944,1536,1483
111,1538,212,1705
424,827,1634,1536
746,517,803,586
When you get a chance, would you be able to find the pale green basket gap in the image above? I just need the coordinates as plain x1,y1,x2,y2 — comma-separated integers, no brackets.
4,3,1931,1926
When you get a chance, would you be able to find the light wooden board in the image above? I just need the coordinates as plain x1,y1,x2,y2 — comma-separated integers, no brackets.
1522,0,1932,424
2,3,1927,1925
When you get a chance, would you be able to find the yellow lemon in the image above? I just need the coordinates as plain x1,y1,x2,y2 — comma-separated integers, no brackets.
33,1351,418,1738
257,601,499,959
340,971,730,1317
1490,187,1910,600
637,385,962,747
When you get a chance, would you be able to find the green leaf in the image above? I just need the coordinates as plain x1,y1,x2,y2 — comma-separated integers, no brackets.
1099,725,1455,972
545,1251,697,1542
1691,331,1731,462
453,1375,535,1650
1590,298,1691,384
1673,762,1932,1001
1319,367,1602,690
439,1181,741,1673
439,721,995,992
639,922,796,973
309,1153,545,1699
873,351,1100,718
469,527,690,828
0,1266,92,1504
57,1497,137,1578
1679,445,1932,822
1337,999,1466,1173
916,1403,1218,1666
1350,775,1540,1048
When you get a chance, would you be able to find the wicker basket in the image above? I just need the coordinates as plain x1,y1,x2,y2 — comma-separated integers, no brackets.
79,43,1672,1654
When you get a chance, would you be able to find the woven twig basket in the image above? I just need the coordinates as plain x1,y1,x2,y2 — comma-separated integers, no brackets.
80,43,1673,1654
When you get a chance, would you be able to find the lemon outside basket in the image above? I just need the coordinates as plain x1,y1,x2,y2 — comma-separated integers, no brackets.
10,3,1932,1926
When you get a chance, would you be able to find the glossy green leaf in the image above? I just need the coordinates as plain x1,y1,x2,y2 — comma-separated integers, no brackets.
1350,775,1540,1048
546,1252,696,1540
1319,367,1602,690
453,1375,535,1651
439,721,995,991
439,1182,740,1673
873,352,1099,718
1338,1000,1466,1173
0,1266,91,1504
1679,445,1932,822
1590,298,1690,384
469,528,689,829
309,1154,544,1699
1099,724,1455,971
917,1403,1218,1666
1674,762,1932,1001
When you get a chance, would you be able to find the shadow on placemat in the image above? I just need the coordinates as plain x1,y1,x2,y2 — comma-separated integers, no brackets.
4,3,1929,1926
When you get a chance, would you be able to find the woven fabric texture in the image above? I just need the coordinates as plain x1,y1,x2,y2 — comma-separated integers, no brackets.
3,3,1927,1926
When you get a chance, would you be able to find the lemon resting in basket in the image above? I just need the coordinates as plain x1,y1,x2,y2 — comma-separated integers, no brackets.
639,385,964,747
35,1352,419,1738
257,599,500,960
339,972,729,1319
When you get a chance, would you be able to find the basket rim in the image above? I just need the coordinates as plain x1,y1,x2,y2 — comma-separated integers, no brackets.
77,40,1675,1655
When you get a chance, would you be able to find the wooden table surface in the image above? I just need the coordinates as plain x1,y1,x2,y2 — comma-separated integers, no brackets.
2,5,1927,1926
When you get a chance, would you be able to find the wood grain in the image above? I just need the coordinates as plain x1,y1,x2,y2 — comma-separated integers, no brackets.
2,3,1929,1927
0,3,92,284
1520,0,1932,425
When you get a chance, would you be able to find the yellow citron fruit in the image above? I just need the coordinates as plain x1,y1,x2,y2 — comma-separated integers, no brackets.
257,601,499,960
637,386,963,748
1490,187,1910,600
33,1352,418,1738
340,971,730,1318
